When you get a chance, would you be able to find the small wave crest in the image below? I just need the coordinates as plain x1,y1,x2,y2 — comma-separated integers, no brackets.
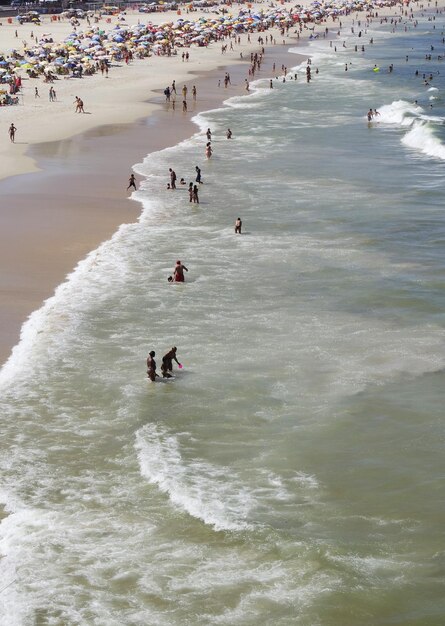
135,424,255,531
377,99,420,126
402,120,445,160
378,99,445,161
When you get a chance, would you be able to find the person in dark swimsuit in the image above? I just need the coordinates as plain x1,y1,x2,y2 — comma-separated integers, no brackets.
146,351,158,381
161,347,180,377
173,260,188,282
193,185,199,204
127,174,136,190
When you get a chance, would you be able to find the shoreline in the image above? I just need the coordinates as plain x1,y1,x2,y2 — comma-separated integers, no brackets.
0,40,303,365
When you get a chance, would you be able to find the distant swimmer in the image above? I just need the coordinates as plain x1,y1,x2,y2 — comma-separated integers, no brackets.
367,108,374,121
146,350,158,382
206,142,212,159
235,217,242,234
127,173,136,190
173,260,188,282
206,128,212,141
161,347,181,378
226,128,232,139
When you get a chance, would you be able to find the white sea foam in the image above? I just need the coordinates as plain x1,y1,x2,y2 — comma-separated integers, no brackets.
376,99,445,160
135,424,255,530
377,99,420,125
402,119,445,160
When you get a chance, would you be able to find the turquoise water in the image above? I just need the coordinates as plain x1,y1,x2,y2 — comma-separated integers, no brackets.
1,7,445,625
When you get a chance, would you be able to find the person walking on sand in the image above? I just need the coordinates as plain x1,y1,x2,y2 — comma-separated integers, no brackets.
235,217,242,234
8,123,17,143
35,86,40,98
146,350,158,382
192,85,197,100
127,173,137,190
173,260,188,282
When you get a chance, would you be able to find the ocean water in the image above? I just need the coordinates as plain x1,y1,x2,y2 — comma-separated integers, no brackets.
1,8,445,625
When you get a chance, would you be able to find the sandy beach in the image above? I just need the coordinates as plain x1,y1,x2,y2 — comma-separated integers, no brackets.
0,1,309,364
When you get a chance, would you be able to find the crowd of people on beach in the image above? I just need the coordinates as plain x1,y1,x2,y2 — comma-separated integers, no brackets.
0,0,406,103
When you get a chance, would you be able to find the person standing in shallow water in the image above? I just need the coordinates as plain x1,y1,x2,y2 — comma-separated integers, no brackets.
235,217,242,234
161,347,181,378
169,168,177,189
193,185,199,204
173,260,188,282
146,351,158,381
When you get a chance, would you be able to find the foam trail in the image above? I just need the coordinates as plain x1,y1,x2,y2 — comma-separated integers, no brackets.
135,424,255,531
402,120,445,160
377,99,421,126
